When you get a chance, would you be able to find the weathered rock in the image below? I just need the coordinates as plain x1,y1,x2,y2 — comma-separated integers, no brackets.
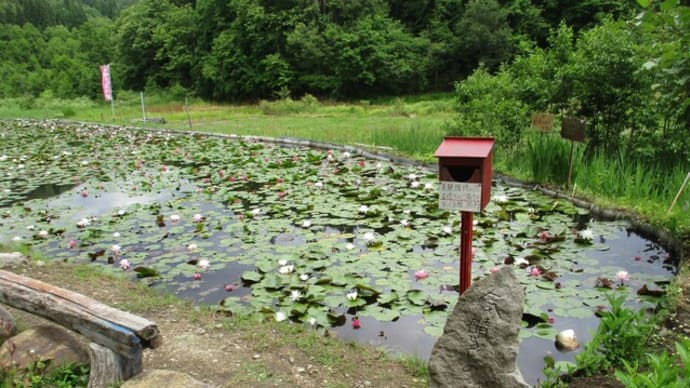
429,267,528,388
0,304,17,341
0,252,27,268
121,369,215,388
0,325,89,372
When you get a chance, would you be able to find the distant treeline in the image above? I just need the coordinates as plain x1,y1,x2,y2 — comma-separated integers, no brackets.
0,0,639,101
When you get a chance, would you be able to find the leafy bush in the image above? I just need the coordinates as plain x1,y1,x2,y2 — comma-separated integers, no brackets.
450,67,529,146
615,338,690,387
576,294,655,374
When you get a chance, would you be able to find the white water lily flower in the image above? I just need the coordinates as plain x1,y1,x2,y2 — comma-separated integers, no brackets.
290,290,302,301
579,229,594,240
170,214,180,223
375,162,383,169
192,214,204,223
275,311,287,322
81,160,89,165
359,205,369,214
424,182,433,190
187,243,198,251
76,218,90,227
442,226,453,235
327,154,335,162
119,259,130,270
113,232,121,238
362,232,375,242
346,290,358,300
407,173,417,181
345,243,355,250
343,151,351,159
300,273,310,281
308,317,317,326
302,220,312,228
400,219,410,227
111,244,122,255
403,209,411,214
37,230,48,239
117,210,126,216
12,236,22,241
410,181,420,188
278,259,288,266
494,194,508,203
0,155,6,161
251,208,262,216
26,225,35,230
315,181,324,188
514,257,530,267
527,207,536,214
198,259,210,270
279,265,294,274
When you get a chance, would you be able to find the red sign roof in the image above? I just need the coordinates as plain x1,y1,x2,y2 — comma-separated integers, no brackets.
434,137,495,158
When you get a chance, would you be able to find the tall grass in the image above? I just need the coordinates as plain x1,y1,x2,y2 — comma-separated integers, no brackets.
508,130,578,185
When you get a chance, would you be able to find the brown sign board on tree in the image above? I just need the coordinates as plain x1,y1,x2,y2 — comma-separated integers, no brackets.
530,113,554,132
560,117,586,142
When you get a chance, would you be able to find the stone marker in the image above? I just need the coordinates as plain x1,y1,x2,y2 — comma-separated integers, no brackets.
0,305,17,341
0,325,89,372
429,267,528,388
0,252,27,268
121,369,216,388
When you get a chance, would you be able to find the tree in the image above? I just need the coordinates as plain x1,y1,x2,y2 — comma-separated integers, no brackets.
454,0,516,75
636,0,690,162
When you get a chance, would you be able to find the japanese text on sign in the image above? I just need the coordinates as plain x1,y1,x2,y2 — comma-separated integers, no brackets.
439,182,482,212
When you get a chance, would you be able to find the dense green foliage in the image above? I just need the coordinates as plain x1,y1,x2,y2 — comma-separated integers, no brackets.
451,0,690,195
0,0,640,101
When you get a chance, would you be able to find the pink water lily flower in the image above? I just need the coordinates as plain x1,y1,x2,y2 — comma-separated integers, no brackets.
192,214,204,223
111,244,122,255
67,239,77,249
352,317,361,329
530,267,542,276
415,270,429,280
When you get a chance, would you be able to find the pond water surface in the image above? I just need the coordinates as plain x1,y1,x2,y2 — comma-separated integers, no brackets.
0,120,676,385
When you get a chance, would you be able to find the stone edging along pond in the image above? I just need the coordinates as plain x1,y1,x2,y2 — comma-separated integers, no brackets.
35,118,687,265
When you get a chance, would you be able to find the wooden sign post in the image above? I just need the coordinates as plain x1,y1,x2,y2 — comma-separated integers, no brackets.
560,117,586,188
531,113,555,132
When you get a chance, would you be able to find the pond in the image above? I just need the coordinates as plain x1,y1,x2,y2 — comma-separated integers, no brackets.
0,120,676,385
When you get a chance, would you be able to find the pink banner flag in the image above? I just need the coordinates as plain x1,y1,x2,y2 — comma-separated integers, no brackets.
100,64,113,102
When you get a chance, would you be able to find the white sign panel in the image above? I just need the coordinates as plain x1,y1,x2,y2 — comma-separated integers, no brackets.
439,182,482,212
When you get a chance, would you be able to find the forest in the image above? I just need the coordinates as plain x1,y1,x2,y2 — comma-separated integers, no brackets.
0,0,688,164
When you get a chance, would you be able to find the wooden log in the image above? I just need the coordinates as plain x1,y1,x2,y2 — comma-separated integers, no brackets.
88,342,142,388
0,270,160,356
0,269,160,346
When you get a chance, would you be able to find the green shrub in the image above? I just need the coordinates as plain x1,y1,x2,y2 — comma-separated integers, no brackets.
615,338,690,387
450,67,529,146
576,294,655,375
